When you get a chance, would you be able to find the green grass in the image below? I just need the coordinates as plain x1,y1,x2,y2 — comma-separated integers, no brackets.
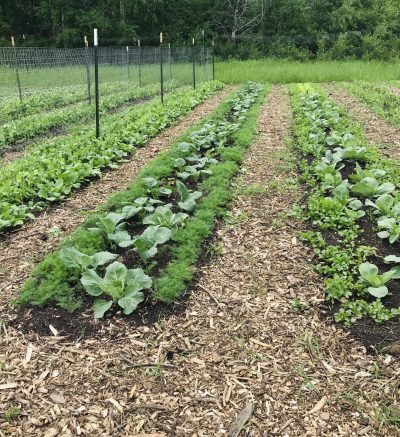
216,59,400,84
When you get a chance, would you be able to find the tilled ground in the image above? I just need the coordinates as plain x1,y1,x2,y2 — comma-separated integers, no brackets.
323,84,400,159
1,85,400,436
0,86,233,306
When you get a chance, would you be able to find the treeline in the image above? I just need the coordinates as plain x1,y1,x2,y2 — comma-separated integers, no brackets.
1,0,400,60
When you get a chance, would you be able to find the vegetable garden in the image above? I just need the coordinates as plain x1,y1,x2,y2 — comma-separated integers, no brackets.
2,76,400,435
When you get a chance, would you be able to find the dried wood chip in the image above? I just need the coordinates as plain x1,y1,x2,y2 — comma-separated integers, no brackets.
0,383,18,390
49,393,66,404
106,398,124,414
228,403,254,437
308,396,327,415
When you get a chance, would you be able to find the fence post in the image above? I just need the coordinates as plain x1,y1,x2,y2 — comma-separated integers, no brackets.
11,36,22,102
94,29,100,138
84,35,92,104
168,42,172,82
212,40,215,81
126,45,130,81
138,39,142,87
160,33,164,103
192,38,196,90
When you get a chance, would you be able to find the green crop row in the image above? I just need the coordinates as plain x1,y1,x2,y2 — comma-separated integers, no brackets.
290,83,400,326
0,81,174,150
0,81,223,231
0,80,137,123
339,81,400,129
16,82,266,318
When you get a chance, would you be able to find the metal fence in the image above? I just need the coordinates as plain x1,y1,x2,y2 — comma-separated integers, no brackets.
0,45,214,100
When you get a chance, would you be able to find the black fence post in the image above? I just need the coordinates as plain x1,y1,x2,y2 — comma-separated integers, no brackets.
84,35,92,104
94,29,100,138
192,38,196,90
160,33,164,103
138,39,142,87
11,37,22,102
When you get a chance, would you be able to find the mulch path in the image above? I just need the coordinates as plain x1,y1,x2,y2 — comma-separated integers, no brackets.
1,85,399,436
323,84,400,160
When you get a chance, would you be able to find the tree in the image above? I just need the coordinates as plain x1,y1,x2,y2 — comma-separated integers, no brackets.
211,0,267,41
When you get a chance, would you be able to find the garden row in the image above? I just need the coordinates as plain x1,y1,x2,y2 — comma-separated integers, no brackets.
0,82,222,232
0,81,175,150
290,83,400,326
16,82,266,318
0,80,136,123
340,81,400,128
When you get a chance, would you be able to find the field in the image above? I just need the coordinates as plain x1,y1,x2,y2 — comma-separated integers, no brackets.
2,62,400,435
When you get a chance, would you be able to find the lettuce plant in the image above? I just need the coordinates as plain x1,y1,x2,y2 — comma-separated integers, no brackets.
80,261,152,318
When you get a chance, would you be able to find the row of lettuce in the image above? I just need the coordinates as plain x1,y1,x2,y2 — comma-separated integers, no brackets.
290,83,400,326
16,82,266,318
0,81,136,123
0,82,223,232
0,81,176,151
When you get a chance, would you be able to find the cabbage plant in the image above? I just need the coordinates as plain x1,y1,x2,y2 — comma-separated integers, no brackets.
358,262,400,298
81,261,152,318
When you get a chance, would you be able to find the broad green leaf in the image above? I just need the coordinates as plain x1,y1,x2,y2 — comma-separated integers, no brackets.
367,286,389,298
118,292,145,315
93,299,113,318
91,251,118,267
81,269,103,296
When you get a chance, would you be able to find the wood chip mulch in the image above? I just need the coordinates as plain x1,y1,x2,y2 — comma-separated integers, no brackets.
323,84,400,160
0,87,234,306
1,85,400,436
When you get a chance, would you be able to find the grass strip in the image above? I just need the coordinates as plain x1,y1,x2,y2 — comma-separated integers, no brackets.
17,82,267,314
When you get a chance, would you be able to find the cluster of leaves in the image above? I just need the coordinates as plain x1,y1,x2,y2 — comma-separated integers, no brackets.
17,81,264,318
0,81,222,231
292,83,400,326
0,81,177,150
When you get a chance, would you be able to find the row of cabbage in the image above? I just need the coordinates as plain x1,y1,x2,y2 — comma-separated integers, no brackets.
291,83,400,326
0,82,223,231
17,82,265,318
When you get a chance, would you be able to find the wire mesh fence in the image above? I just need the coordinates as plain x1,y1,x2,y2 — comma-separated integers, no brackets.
0,45,214,100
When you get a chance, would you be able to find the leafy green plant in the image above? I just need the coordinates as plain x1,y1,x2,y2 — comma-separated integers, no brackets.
176,180,203,212
60,247,118,273
351,177,395,197
143,205,188,229
358,262,399,298
121,225,172,261
377,216,400,243
365,194,400,217
80,261,152,318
